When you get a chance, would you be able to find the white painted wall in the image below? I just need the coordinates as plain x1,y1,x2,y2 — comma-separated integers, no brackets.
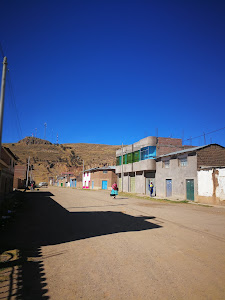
83,172,91,188
216,169,225,199
197,169,213,197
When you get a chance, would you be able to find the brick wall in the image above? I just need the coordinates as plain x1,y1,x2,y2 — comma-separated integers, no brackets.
156,137,196,156
197,145,225,169
157,137,183,156
14,165,27,179
1,147,11,165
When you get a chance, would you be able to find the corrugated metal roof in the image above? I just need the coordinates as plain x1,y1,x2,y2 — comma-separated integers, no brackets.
84,166,116,172
156,144,223,159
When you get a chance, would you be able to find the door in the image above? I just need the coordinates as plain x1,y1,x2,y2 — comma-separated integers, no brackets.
92,180,94,189
130,177,135,193
186,179,194,201
102,180,108,190
146,178,155,196
61,182,63,187
166,179,172,197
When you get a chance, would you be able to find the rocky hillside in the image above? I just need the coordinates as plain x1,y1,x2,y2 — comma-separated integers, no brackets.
4,137,119,184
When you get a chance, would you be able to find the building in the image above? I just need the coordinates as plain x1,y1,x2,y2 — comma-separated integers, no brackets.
83,171,91,188
0,147,17,202
197,167,225,205
84,166,117,190
116,136,192,195
13,165,27,189
155,144,225,204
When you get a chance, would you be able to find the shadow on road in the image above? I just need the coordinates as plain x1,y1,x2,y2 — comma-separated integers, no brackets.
0,191,162,299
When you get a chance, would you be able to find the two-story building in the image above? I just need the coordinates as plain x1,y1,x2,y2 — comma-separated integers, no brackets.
116,136,192,195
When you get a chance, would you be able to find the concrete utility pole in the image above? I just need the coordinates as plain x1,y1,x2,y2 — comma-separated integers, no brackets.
26,156,30,188
44,123,47,139
121,143,123,192
0,57,7,157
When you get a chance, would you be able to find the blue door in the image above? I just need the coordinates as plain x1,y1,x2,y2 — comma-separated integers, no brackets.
166,179,172,197
92,181,94,189
70,179,73,187
102,180,108,190
75,179,77,188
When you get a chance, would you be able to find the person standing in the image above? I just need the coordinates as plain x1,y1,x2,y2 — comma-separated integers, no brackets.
111,182,118,199
149,181,154,197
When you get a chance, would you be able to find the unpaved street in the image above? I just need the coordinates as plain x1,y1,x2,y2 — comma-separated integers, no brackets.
1,187,225,299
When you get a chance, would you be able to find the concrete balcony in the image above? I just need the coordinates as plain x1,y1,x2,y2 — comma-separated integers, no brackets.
133,159,156,172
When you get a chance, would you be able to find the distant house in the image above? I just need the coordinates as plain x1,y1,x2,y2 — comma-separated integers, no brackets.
83,166,117,190
155,144,225,205
83,171,91,188
0,146,17,201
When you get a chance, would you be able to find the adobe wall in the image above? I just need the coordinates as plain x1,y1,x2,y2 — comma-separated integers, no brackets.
197,145,225,169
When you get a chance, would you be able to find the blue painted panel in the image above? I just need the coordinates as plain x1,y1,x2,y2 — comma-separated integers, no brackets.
92,181,94,189
102,180,108,190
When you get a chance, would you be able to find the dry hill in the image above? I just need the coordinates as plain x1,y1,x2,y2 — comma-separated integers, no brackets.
4,137,119,184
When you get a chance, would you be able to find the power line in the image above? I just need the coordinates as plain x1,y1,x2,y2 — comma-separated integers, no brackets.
6,70,23,140
183,126,225,143
0,42,5,59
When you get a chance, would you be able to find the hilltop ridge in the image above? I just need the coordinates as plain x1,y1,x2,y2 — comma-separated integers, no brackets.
3,137,119,183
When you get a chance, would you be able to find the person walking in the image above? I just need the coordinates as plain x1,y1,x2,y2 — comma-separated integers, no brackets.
110,182,118,199
149,181,154,197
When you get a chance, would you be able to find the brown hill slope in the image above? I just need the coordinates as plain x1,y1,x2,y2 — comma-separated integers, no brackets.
4,137,119,183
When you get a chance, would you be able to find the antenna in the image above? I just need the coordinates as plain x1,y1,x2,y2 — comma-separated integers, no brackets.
44,123,47,139
35,128,37,138
57,133,59,144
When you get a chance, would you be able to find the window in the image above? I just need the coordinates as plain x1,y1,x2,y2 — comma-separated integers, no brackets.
123,154,127,164
163,160,170,168
103,170,108,174
116,156,121,166
179,157,188,167
127,152,133,164
133,150,140,163
140,146,156,160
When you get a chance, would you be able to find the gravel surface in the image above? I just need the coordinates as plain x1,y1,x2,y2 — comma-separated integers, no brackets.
1,187,225,299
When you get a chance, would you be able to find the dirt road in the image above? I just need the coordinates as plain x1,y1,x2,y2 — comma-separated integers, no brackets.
1,187,225,299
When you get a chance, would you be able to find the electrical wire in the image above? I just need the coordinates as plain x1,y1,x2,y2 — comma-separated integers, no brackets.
6,70,23,140
183,126,225,143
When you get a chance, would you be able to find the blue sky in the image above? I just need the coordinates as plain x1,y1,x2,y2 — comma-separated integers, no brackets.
1,0,225,146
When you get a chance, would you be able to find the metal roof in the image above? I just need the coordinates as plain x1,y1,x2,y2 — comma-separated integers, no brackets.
84,166,116,172
156,144,224,159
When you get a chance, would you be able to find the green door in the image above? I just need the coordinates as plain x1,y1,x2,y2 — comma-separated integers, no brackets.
130,177,135,193
61,182,63,187
186,179,194,201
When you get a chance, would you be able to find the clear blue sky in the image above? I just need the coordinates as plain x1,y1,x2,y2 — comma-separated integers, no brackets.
1,0,225,146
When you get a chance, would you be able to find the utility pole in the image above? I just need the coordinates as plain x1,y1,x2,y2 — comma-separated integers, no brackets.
44,123,47,139
203,132,206,145
0,57,7,158
26,156,30,188
121,143,123,192
35,128,37,138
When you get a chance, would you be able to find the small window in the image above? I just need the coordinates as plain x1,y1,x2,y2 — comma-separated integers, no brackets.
163,160,170,168
103,170,108,174
179,158,188,167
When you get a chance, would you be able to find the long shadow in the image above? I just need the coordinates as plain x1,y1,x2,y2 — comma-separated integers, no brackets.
0,191,162,299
